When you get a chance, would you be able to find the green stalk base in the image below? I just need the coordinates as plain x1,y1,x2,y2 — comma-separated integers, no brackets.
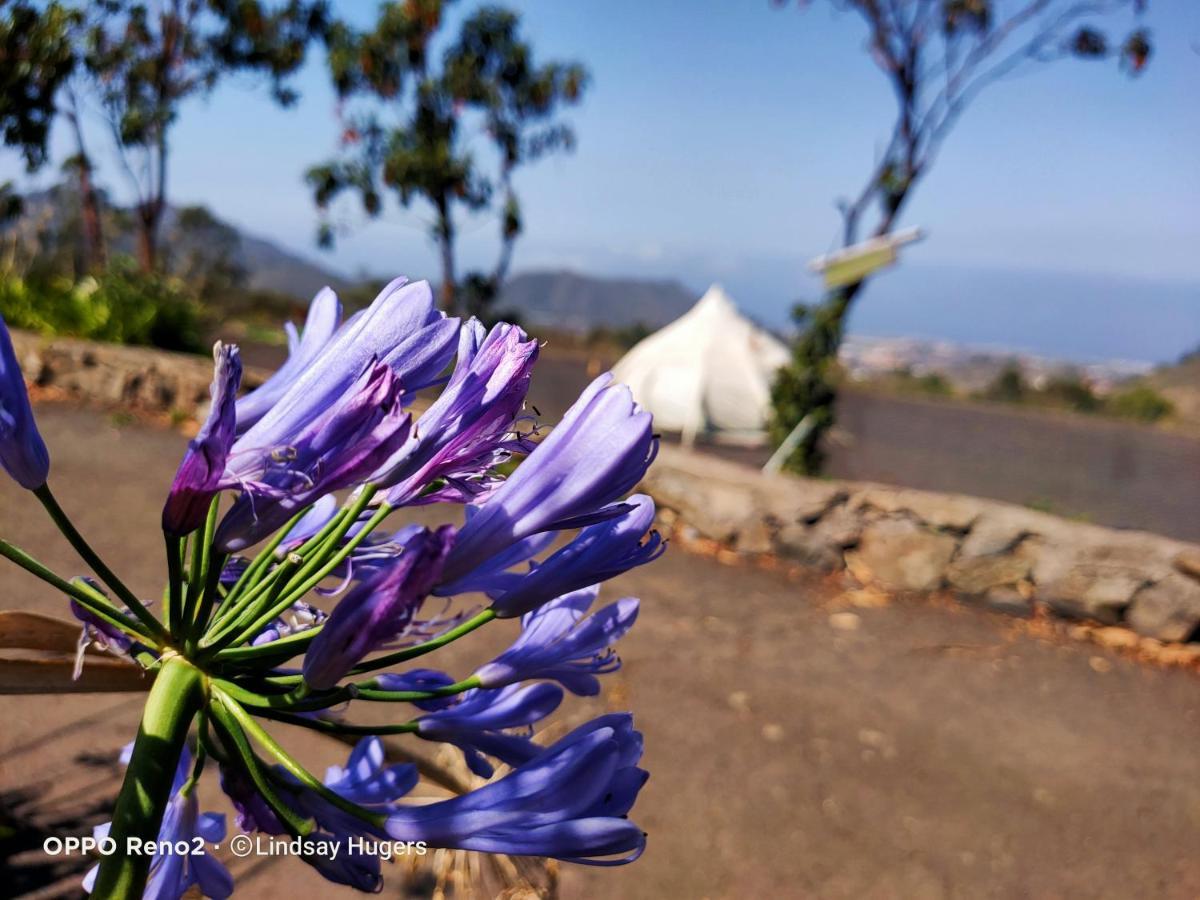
90,655,205,898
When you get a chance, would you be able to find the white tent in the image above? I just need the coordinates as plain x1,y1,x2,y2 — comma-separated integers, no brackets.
612,284,790,446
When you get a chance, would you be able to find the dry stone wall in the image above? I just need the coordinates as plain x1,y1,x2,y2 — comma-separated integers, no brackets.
10,330,263,419
642,445,1200,644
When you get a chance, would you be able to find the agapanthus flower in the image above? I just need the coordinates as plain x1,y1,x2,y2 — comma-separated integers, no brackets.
179,280,460,551
235,279,457,454
302,525,456,689
85,746,232,899
321,735,421,807
441,494,663,617
0,272,660,899
162,343,242,536
71,606,135,680
219,764,285,836
216,359,412,551
0,313,50,489
414,681,564,778
374,320,539,506
383,714,647,864
286,744,419,892
68,577,153,678
474,586,639,696
440,373,657,587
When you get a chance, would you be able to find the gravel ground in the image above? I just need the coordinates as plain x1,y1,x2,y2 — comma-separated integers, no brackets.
2,406,1199,899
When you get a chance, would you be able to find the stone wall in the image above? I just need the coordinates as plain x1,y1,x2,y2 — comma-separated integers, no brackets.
12,331,1198,645
10,330,264,419
641,445,1200,644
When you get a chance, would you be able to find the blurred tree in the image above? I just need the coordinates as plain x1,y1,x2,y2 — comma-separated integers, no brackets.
1041,371,1100,412
81,0,328,273
980,362,1028,403
770,0,1152,474
166,204,246,301
60,82,107,272
307,1,587,318
0,1,77,221
1107,383,1172,422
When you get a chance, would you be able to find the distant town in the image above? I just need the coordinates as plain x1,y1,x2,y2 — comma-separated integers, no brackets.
839,335,1155,395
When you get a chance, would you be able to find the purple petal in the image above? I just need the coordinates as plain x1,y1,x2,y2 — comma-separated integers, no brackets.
236,287,342,432
442,374,657,582
302,525,456,689
0,313,49,489
162,343,241,536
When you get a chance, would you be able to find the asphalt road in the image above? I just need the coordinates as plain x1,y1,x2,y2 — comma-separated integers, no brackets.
2,406,1199,899
529,351,1200,543
828,391,1200,543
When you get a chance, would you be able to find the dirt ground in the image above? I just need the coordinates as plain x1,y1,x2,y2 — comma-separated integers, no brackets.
2,406,1200,899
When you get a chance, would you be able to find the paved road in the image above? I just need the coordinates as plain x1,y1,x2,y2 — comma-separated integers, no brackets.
828,391,1200,543
530,351,1200,543
2,407,1199,898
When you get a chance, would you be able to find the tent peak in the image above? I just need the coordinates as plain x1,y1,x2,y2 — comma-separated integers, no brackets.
610,282,790,446
694,283,736,313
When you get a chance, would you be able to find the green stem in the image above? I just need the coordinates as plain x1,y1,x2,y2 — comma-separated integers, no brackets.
212,677,349,712
206,554,297,639
182,521,206,635
353,675,481,703
216,508,307,614
207,696,316,837
349,609,496,676
182,498,220,641
34,483,165,641
207,492,385,655
251,707,422,736
181,708,209,796
214,674,480,713
90,656,205,899
211,626,322,665
275,490,383,606
213,687,385,829
190,551,226,652
199,554,303,655
0,541,149,643
266,608,497,686
164,534,183,638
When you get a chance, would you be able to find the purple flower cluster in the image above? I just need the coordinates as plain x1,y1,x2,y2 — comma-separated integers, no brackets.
0,275,662,896
190,281,655,875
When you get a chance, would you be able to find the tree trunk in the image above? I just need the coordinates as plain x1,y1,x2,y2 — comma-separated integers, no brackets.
435,195,457,315
63,88,106,273
775,195,913,475
136,206,159,274
77,161,106,273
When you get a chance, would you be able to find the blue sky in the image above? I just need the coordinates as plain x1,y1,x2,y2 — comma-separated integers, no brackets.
7,1,1199,360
